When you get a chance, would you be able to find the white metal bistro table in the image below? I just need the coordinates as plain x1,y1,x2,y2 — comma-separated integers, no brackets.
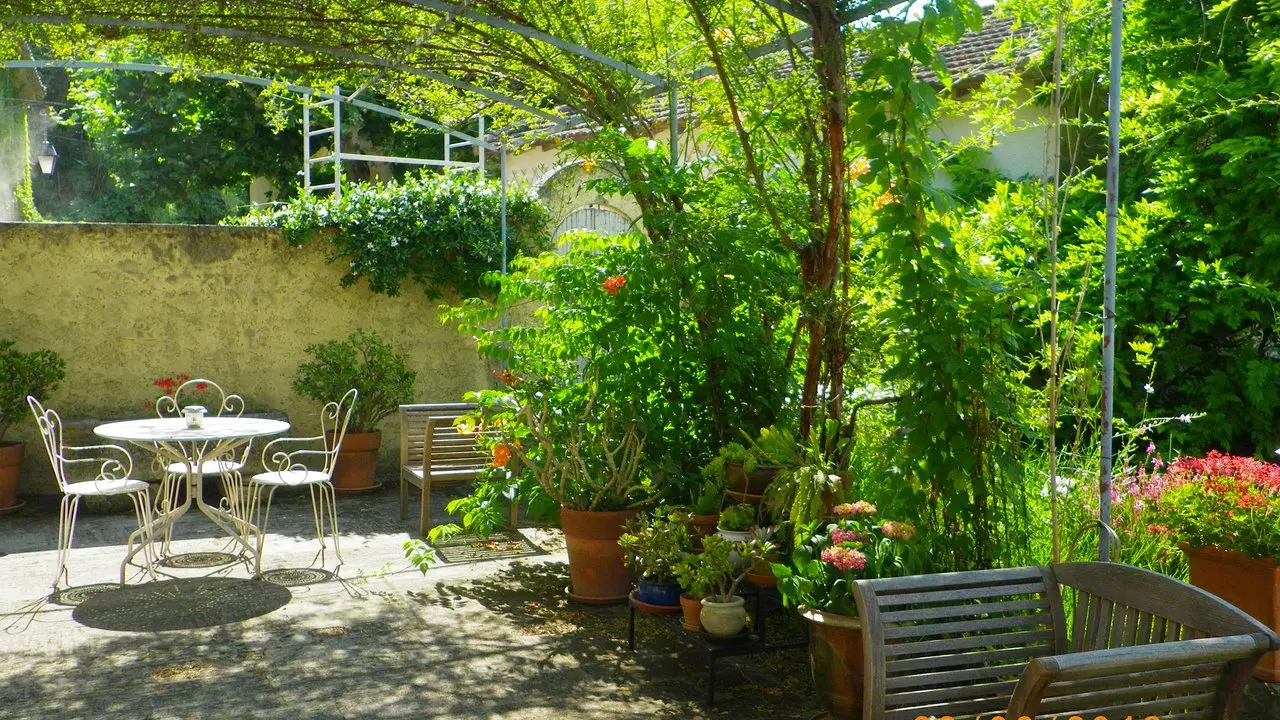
94,416,290,576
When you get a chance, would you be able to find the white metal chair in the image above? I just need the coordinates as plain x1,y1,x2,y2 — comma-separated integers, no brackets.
27,396,156,589
154,378,250,554
246,388,357,573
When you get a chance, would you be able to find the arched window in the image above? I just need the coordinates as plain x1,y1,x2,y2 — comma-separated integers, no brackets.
552,205,632,241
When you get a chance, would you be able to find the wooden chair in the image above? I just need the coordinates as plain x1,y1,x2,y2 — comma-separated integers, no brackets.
399,403,511,537
853,562,1279,720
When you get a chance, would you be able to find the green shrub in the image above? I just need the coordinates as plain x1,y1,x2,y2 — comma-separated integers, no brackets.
292,329,416,432
0,341,66,443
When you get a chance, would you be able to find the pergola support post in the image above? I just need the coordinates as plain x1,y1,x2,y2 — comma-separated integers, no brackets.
1099,0,1123,561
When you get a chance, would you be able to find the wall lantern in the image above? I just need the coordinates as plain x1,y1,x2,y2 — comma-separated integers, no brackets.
36,140,58,175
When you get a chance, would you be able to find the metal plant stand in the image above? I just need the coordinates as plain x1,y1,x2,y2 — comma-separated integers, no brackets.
627,582,808,706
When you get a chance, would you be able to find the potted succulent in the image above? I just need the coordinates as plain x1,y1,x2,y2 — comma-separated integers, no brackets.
474,377,659,604
619,510,691,612
0,341,66,513
293,329,416,494
773,501,923,717
675,533,771,638
717,503,756,542
1145,451,1280,681
744,524,784,587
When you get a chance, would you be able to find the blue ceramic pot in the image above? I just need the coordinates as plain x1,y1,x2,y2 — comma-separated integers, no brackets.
636,576,681,607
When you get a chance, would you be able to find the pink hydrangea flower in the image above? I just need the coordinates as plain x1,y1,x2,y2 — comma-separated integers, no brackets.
880,520,916,540
830,528,864,545
820,545,868,571
832,500,877,517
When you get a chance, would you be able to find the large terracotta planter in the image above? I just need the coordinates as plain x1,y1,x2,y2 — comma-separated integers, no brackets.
561,507,637,605
1183,543,1280,682
725,462,782,505
800,606,864,718
0,441,24,512
329,430,380,495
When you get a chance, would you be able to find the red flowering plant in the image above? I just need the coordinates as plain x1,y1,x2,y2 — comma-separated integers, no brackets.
1143,451,1280,561
146,373,220,412
771,500,927,616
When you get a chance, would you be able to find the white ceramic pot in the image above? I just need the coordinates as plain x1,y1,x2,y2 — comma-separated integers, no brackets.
717,528,751,542
700,595,747,638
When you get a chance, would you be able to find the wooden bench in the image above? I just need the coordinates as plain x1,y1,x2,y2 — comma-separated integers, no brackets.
399,403,511,537
853,562,1279,720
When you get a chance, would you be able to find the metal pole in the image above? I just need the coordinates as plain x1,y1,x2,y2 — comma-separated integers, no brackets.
668,83,678,164
1099,0,1123,562
303,99,311,195
333,86,342,200
500,146,508,277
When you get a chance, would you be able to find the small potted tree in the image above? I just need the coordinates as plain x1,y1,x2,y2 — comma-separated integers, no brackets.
293,329,416,493
474,376,659,604
686,472,724,545
619,510,691,613
676,533,771,638
0,341,66,513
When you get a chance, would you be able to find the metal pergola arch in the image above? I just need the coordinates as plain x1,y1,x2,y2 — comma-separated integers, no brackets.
7,2,1126,564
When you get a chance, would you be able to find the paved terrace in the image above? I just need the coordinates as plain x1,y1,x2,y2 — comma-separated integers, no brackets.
0,485,817,720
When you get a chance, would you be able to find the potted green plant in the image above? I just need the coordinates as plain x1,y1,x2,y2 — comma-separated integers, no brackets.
475,377,659,604
293,329,416,494
772,501,923,717
1144,451,1280,681
672,549,709,632
0,341,66,513
619,509,691,612
675,533,771,638
687,471,724,544
716,503,756,542
761,418,854,530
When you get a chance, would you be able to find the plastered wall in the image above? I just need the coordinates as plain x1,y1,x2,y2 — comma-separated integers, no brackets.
0,222,493,495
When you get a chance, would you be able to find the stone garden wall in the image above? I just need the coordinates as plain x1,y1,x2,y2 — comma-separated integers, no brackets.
0,221,492,495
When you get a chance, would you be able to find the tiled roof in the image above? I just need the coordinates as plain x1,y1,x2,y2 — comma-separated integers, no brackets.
510,13,1032,146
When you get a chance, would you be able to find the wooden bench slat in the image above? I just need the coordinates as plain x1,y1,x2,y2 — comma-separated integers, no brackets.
1048,690,1218,719
886,679,1020,708
1038,676,1221,714
884,694,1010,720
885,661,1032,690
883,612,1052,640
877,582,1048,607
870,567,1047,592
1041,662,1221,697
885,629,1056,658
886,644,1054,675
881,598,1049,623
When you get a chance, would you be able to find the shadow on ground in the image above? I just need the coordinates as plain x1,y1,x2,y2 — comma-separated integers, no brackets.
0,558,817,720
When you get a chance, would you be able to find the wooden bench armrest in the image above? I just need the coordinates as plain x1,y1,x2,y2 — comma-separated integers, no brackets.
1008,635,1273,717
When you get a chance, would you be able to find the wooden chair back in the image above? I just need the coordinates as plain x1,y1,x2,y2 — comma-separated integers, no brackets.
852,566,1066,720
399,403,478,480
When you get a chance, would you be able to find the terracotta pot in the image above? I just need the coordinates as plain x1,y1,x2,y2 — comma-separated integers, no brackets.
561,507,637,605
701,595,747,638
801,606,864,718
0,441,23,512
329,430,380,495
725,462,781,505
680,593,703,632
746,556,779,587
689,513,718,546
1182,543,1280,682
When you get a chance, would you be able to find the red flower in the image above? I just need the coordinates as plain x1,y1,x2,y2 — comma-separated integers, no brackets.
601,275,627,295
492,369,522,387
492,443,512,468
143,400,153,410
196,382,209,391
